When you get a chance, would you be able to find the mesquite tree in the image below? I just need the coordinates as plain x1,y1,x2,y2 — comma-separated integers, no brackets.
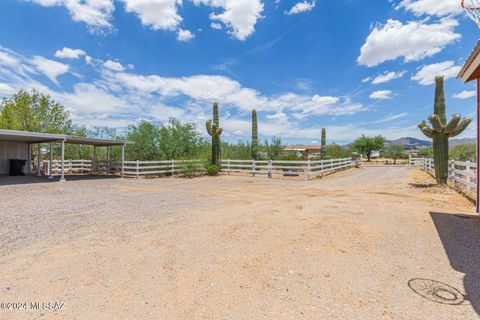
206,102,223,166
418,76,472,184
251,109,259,160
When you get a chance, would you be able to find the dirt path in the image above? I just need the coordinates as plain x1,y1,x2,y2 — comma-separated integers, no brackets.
0,167,478,319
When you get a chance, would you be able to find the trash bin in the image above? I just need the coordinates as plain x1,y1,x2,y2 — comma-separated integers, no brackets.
9,159,27,176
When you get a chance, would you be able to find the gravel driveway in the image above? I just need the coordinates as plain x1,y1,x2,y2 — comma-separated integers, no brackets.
0,167,478,319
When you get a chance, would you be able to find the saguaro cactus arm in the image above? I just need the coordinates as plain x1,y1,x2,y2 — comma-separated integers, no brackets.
418,121,434,138
448,117,472,137
428,115,443,132
444,114,461,133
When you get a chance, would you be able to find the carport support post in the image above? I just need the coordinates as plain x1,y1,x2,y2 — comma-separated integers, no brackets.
27,143,32,175
60,140,65,182
93,146,96,174
48,142,53,180
121,144,125,178
36,143,41,176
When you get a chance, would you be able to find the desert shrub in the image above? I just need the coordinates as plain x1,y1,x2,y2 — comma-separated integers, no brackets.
180,161,204,178
207,164,220,176
449,144,475,161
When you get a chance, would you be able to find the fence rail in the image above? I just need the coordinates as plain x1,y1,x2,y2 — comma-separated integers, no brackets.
222,158,356,180
409,157,477,198
39,158,358,180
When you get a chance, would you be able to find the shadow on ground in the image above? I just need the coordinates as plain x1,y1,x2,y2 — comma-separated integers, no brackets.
0,175,119,186
430,212,480,315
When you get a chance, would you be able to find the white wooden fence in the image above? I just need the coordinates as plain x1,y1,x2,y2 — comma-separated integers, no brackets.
122,160,204,177
409,157,477,197
42,159,92,175
222,158,356,180
40,158,357,180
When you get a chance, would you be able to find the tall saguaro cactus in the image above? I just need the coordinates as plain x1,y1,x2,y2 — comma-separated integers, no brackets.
206,102,223,166
321,128,326,159
418,76,472,184
251,109,259,160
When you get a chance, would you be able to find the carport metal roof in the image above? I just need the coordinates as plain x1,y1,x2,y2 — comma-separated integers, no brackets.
0,129,131,146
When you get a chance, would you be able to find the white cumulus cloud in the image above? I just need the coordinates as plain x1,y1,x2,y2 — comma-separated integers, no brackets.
285,1,316,15
103,60,126,72
411,61,461,85
453,90,476,99
192,0,264,40
25,0,115,32
30,56,70,85
370,90,394,100
371,71,406,84
55,47,86,59
120,0,183,31
177,29,195,41
358,18,460,67
397,0,463,17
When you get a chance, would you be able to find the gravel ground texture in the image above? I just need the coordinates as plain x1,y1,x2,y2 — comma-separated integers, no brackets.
0,167,478,319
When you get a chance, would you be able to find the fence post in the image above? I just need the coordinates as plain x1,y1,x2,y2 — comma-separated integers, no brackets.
171,160,175,176
136,160,140,178
466,161,471,194
306,159,311,180
408,154,411,166
228,159,231,175
268,159,272,178
252,159,256,177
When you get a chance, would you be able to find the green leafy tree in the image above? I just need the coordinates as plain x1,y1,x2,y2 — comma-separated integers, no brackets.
159,118,205,160
125,121,161,161
221,140,252,160
322,144,351,159
449,144,476,161
0,89,72,133
352,135,385,161
263,136,283,160
383,144,406,164
417,147,433,158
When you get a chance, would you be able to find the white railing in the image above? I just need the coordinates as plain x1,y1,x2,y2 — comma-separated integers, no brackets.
221,158,355,180
39,157,357,180
409,157,477,196
42,159,92,175
122,160,205,177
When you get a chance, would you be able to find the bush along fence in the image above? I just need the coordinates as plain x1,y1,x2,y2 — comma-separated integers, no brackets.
409,157,477,199
39,157,359,180
222,158,356,180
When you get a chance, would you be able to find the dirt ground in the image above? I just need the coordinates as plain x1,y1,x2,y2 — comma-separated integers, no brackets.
0,167,478,319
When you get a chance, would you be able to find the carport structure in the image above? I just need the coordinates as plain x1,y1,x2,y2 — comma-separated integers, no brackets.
0,129,130,181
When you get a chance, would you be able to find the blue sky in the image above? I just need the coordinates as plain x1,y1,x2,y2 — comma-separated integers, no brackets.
0,0,478,144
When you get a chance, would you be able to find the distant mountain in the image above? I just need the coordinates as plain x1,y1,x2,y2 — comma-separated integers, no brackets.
450,138,476,146
386,137,431,149
385,137,476,149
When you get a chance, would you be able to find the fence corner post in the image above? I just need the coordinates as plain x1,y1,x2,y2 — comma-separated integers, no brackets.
268,159,272,178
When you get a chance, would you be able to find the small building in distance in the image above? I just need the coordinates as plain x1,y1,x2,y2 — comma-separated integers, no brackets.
283,145,321,158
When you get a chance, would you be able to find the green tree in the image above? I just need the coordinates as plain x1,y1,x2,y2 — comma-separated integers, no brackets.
0,89,72,133
263,136,283,160
221,140,252,160
159,118,205,160
322,144,351,159
417,147,433,158
449,144,476,161
383,144,405,164
352,135,385,161
125,121,161,161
